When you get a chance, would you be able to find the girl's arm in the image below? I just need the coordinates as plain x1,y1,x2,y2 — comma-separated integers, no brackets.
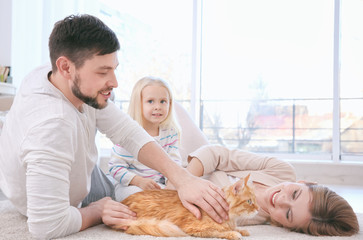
109,145,136,186
110,144,161,190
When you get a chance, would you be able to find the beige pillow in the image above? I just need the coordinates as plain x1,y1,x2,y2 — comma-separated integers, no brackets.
174,102,209,166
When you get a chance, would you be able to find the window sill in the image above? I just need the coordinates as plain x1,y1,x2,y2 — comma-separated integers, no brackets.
288,160,363,186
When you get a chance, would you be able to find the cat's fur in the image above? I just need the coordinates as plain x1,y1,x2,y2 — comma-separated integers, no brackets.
113,174,259,240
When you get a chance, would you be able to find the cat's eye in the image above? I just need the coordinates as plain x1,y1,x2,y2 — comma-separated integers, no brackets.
247,199,252,205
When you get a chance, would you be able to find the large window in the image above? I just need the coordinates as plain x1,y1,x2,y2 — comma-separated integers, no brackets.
200,0,363,162
10,1,362,162
95,0,362,162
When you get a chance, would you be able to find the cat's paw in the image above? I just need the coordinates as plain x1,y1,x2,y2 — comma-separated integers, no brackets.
238,229,250,236
227,231,243,240
236,227,250,236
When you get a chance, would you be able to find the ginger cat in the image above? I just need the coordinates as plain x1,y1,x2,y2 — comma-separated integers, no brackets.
114,174,259,240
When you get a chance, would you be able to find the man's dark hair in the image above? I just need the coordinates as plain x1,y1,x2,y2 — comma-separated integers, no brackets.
49,14,120,72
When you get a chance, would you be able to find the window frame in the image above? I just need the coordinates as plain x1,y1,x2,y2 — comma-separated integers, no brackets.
194,0,361,162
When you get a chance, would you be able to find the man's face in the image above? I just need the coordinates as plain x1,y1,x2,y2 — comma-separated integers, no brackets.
71,52,119,109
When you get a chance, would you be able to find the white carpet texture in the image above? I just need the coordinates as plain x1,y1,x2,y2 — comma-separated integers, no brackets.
1,200,362,240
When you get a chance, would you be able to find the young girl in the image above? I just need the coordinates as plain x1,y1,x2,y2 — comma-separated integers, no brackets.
109,76,182,201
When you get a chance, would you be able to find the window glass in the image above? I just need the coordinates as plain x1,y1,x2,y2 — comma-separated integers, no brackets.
97,0,193,153
340,0,363,158
201,0,334,156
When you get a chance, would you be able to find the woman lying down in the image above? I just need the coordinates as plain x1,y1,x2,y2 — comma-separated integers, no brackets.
182,145,359,236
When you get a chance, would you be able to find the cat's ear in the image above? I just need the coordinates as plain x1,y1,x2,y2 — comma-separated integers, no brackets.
232,180,245,195
233,174,251,195
244,173,251,186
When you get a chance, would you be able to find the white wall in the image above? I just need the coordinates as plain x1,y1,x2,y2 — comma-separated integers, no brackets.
6,0,99,89
0,0,12,66
291,161,363,186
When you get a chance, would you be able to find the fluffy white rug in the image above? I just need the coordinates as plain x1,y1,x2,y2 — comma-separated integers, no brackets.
1,200,362,240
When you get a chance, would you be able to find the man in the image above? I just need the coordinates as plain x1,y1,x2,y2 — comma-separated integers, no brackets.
0,14,228,239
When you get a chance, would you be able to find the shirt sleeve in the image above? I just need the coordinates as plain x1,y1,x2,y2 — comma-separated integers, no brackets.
188,144,297,186
96,102,154,158
109,144,137,186
21,119,82,239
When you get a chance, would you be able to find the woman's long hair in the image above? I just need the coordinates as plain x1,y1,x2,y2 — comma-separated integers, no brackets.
295,184,359,236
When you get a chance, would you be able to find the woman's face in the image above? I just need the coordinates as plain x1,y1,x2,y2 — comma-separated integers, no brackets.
263,182,312,229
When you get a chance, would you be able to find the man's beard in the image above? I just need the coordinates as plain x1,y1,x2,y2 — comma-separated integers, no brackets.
71,74,108,109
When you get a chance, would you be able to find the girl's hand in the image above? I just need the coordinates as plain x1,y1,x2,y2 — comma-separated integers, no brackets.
131,176,161,190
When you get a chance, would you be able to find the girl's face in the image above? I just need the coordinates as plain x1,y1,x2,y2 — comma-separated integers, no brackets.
141,85,170,128
263,182,312,229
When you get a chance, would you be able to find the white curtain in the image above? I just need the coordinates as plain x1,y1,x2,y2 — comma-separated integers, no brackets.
11,0,99,89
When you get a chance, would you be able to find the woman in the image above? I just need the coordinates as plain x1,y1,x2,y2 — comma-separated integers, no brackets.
185,144,359,236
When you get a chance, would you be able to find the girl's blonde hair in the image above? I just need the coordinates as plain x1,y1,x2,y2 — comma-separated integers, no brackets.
128,76,180,134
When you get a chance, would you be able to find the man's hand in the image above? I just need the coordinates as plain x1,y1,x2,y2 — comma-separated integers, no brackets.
79,197,137,231
130,176,161,190
136,142,229,223
176,176,229,223
164,180,175,190
101,197,137,230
